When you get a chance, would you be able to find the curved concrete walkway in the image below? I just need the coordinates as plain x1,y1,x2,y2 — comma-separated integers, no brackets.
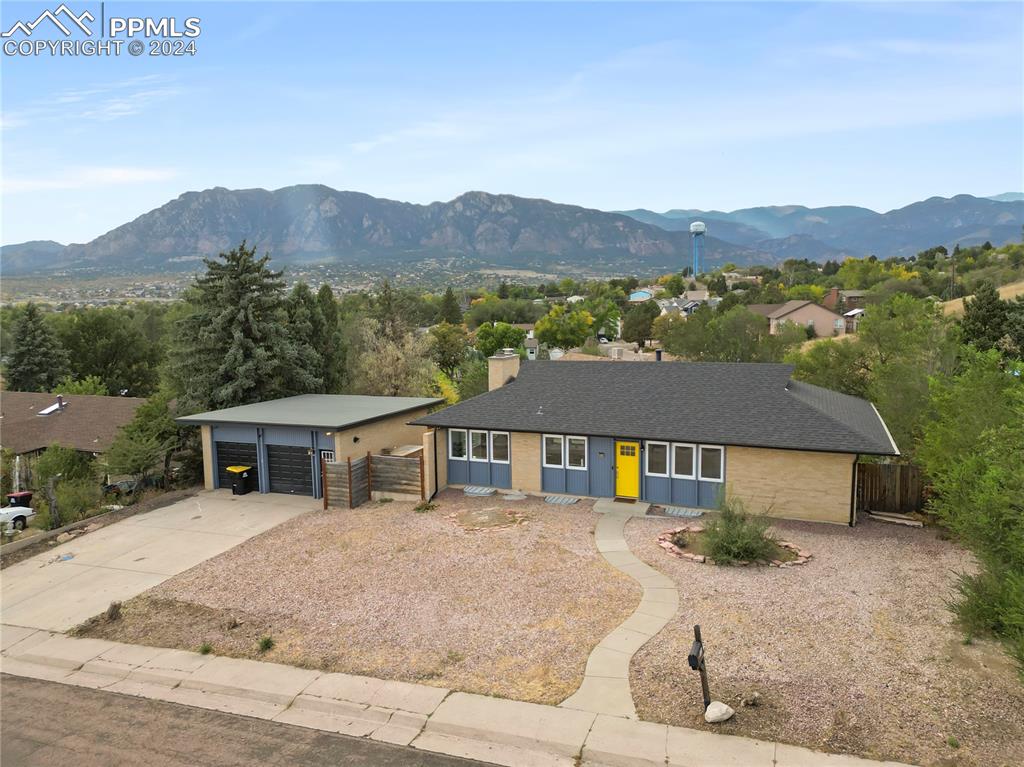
560,500,678,719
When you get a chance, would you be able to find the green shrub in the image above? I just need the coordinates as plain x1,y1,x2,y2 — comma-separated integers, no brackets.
702,496,777,564
198,642,213,655
35,444,95,485
258,636,274,653
414,500,437,513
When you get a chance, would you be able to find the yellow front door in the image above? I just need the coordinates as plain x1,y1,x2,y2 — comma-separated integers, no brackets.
615,441,640,498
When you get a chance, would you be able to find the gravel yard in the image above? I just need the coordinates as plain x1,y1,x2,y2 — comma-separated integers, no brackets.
79,491,638,705
626,515,1024,767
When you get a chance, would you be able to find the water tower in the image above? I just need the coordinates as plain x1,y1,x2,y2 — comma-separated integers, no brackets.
690,221,706,276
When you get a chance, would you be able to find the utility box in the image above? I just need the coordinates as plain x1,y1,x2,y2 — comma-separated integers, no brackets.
225,465,254,496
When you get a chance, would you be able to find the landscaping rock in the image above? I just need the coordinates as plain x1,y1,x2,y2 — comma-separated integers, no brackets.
704,701,735,723
56,532,76,543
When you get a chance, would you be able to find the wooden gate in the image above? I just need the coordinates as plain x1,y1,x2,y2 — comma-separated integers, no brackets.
856,463,926,514
322,451,424,510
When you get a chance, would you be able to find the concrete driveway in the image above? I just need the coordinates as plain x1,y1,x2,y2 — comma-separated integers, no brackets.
1,491,314,632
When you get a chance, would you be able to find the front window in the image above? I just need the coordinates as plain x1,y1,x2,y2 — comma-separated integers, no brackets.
646,441,669,477
672,443,695,479
699,446,724,482
543,435,564,467
491,432,510,463
449,429,467,459
567,437,587,470
470,430,489,461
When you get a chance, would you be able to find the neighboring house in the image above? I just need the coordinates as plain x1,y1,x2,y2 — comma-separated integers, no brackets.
524,337,539,361
177,395,442,498
566,295,585,304
748,301,846,337
844,307,865,333
823,287,869,312
413,353,898,524
0,392,147,489
0,392,146,458
657,297,702,316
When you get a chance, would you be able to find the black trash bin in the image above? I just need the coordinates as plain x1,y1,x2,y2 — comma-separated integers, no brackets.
225,465,254,496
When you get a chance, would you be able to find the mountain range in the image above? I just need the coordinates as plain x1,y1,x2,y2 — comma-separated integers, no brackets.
2,187,1022,276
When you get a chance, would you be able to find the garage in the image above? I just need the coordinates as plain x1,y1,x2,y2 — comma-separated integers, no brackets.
216,441,258,490
266,445,314,495
179,394,443,499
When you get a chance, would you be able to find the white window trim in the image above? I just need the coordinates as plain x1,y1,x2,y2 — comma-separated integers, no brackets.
670,442,696,479
542,434,564,468
490,432,511,464
645,441,670,477
449,429,468,460
469,430,490,462
566,435,588,471
698,445,725,483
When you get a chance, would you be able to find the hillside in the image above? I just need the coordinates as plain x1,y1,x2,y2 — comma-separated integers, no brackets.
1,187,751,276
621,195,1023,261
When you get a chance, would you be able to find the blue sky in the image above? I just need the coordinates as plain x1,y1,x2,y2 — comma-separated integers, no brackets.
1,1,1021,245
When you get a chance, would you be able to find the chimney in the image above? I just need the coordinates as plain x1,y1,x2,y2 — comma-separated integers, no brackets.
488,348,521,391
825,287,840,310
56,395,64,411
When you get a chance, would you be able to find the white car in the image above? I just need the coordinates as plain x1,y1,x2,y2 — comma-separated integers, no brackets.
2,505,36,532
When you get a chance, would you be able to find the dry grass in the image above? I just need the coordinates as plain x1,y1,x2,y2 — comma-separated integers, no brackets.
626,515,1024,767
79,490,638,705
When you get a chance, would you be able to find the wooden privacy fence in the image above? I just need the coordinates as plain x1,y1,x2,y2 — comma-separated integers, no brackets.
322,451,425,510
856,462,926,515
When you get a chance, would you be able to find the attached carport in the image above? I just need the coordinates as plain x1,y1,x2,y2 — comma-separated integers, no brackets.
178,394,442,499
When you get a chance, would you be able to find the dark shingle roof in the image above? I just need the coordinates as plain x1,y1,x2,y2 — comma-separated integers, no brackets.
413,361,898,455
0,391,147,455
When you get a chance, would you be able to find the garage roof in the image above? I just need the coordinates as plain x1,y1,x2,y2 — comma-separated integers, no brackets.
177,394,442,430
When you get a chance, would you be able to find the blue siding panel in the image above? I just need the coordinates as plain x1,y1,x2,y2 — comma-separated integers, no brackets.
211,425,258,443
644,475,672,504
588,438,615,497
566,470,589,495
491,463,511,488
469,461,491,486
262,427,310,447
449,459,469,484
698,482,723,508
670,479,699,506
542,467,566,494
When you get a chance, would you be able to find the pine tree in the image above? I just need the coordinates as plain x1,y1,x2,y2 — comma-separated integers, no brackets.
280,283,325,395
6,303,69,392
961,281,1009,351
170,242,291,412
371,280,407,343
317,284,345,392
438,286,463,324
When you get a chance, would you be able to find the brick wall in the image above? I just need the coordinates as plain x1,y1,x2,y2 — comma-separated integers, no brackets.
332,408,432,462
726,446,854,524
510,432,542,492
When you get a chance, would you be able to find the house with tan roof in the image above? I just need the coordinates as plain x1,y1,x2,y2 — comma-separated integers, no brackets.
747,300,846,338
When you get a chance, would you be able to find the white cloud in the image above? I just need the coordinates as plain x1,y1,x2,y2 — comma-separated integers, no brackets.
2,166,180,194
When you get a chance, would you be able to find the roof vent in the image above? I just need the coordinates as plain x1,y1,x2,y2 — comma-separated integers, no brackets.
37,396,67,416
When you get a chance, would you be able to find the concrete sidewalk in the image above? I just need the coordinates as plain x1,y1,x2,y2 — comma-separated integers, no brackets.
1,491,312,632
0,628,914,767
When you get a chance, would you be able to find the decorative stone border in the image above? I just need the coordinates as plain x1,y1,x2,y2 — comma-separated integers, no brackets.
656,524,812,567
